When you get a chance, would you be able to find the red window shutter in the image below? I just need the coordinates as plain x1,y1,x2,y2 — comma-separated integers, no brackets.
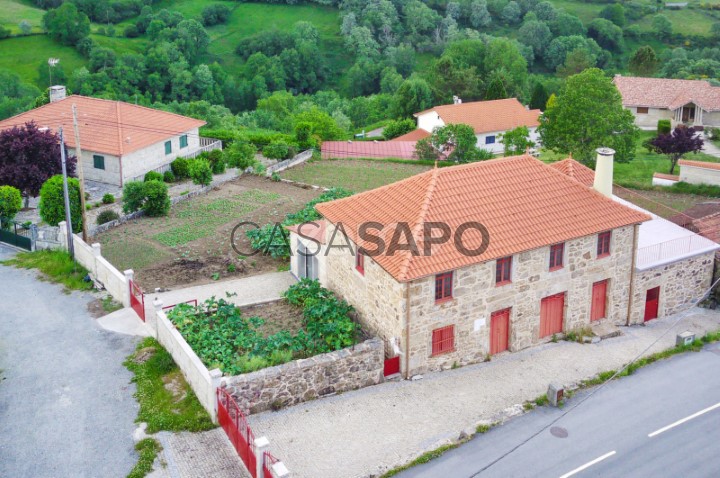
356,251,364,274
550,243,564,270
597,231,611,257
496,256,512,285
432,325,455,356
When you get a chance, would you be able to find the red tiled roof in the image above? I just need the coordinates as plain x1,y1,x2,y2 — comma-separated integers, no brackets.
321,141,417,160
669,201,720,227
613,76,720,112
390,129,430,142
691,212,720,245
548,158,595,187
0,95,205,156
679,159,720,171
316,154,651,282
414,98,540,134
286,220,328,245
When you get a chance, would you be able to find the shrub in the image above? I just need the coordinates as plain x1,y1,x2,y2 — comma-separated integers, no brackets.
142,180,171,217
476,148,494,160
124,24,139,38
101,193,115,204
0,185,23,221
170,158,190,179
163,170,176,183
122,181,146,214
96,210,120,225
208,149,226,174
188,159,213,186
201,4,231,26
144,171,163,182
383,118,416,140
224,141,257,169
263,141,290,160
658,119,671,135
39,175,82,232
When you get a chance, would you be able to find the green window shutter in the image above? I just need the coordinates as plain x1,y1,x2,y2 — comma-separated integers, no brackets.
165,141,172,155
180,135,188,148
93,155,105,170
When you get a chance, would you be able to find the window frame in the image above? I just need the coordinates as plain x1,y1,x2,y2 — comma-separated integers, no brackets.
636,107,649,114
93,154,105,170
597,231,611,258
164,140,172,155
180,135,188,148
435,271,453,303
355,250,365,275
431,325,455,356
549,242,565,271
495,256,512,286
485,135,496,145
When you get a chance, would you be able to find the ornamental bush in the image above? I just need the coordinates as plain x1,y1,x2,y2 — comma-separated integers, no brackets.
208,149,226,174
96,210,120,225
39,175,82,232
101,193,115,204
144,171,163,182
142,180,171,217
0,185,23,221
188,159,212,186
163,170,176,183
658,119,671,135
224,141,257,169
263,140,290,160
170,157,190,179
122,181,146,214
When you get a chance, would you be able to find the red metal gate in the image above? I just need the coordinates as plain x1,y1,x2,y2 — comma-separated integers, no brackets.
644,287,660,322
384,356,400,377
217,388,258,478
490,308,510,355
591,280,608,322
129,279,145,322
263,451,279,478
540,293,565,338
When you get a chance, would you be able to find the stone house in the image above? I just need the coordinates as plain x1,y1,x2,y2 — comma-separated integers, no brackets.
613,75,720,130
0,88,221,186
411,97,541,154
289,151,718,377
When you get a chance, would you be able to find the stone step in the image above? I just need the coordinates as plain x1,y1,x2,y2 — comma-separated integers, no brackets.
592,322,623,340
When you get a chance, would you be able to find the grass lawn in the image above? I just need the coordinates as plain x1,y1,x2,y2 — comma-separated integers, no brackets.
280,158,433,192
0,35,86,87
634,8,716,36
0,0,45,34
1,249,93,293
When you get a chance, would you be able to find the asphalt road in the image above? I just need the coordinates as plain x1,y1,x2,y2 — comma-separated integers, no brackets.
400,340,720,478
0,244,140,477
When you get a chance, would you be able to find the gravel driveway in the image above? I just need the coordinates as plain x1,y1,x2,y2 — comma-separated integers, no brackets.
0,244,140,478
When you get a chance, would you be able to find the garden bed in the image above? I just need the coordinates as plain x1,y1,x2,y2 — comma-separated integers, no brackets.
239,300,306,338
96,175,321,290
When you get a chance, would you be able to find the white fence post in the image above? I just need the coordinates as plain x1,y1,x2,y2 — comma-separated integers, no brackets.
254,436,270,478
272,462,291,478
209,369,222,423
123,269,134,308
58,221,68,251
150,297,162,337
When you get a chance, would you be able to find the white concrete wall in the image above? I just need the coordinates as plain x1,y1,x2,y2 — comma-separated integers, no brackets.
150,301,222,422
479,127,540,155
416,111,444,133
121,127,201,185
69,232,130,307
679,164,720,186
652,176,679,187
704,111,720,127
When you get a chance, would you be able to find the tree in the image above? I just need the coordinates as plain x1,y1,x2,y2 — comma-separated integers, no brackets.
42,3,90,46
629,46,659,77
383,119,416,140
201,4,231,26
529,82,548,110
532,1,557,22
518,20,552,57
470,0,492,28
500,126,534,156
538,68,638,165
19,20,32,35
39,175,82,232
544,35,601,71
652,14,672,40
0,185,22,222
392,77,434,118
549,13,585,37
415,137,439,160
502,1,522,25
431,123,482,162
556,48,595,77
485,38,529,99
484,72,509,100
712,23,720,42
427,56,484,103
294,108,346,140
0,122,76,203
587,18,624,52
600,4,625,28
649,126,704,174
176,19,210,64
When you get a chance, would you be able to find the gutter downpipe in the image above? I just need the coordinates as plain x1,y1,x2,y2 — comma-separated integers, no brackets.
404,281,411,379
626,223,640,326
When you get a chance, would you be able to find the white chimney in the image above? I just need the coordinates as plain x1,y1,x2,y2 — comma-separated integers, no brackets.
594,147,615,197
49,85,66,103
453,95,462,104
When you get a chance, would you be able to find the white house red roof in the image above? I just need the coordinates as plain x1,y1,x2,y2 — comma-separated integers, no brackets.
414,98,541,134
0,95,206,156
613,76,720,112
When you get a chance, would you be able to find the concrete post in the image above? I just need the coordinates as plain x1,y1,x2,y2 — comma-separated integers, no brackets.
123,269,134,308
30,224,38,251
272,462,290,478
91,243,101,257
150,297,163,337
254,436,270,478
58,222,68,251
209,369,223,423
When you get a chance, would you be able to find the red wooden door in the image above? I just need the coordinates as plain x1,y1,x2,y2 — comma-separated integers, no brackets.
490,309,510,355
590,280,608,322
540,293,565,338
644,287,660,322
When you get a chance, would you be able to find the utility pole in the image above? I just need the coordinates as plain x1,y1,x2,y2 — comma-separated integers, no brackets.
72,104,89,241
59,127,75,259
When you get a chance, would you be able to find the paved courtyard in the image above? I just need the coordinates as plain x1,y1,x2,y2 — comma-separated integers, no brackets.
0,244,140,478
248,307,720,478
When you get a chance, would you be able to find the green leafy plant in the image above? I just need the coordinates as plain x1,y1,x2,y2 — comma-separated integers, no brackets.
142,180,171,217
122,181,147,214
170,158,190,179
144,171,163,182
96,210,120,225
263,140,291,160
0,185,22,223
163,170,176,183
188,159,213,186
101,193,115,204
39,175,82,232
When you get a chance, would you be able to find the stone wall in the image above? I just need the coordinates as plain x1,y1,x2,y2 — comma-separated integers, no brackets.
629,251,715,324
223,338,384,414
405,225,637,375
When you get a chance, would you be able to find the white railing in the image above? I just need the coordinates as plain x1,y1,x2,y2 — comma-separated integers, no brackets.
636,234,717,268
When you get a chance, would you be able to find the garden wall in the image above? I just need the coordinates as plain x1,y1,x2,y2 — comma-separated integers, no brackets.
266,149,312,176
223,338,385,414
149,299,223,422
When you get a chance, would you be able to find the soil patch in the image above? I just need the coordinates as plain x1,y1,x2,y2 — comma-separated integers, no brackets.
240,300,305,337
86,298,105,318
132,347,157,365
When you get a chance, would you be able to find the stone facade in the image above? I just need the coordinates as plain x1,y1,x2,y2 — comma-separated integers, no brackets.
223,338,384,414
629,252,716,324
404,225,637,375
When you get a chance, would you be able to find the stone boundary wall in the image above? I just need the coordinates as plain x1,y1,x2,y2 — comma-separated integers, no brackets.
223,338,385,414
266,149,313,176
147,299,223,422
34,225,62,251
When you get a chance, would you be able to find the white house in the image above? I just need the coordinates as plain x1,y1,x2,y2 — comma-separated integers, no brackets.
0,88,221,186
412,97,541,154
613,75,720,130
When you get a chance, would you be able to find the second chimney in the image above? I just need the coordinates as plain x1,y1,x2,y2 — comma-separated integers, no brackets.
593,147,615,197
49,85,66,103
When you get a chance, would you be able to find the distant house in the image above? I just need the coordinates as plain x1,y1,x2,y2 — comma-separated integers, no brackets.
320,141,418,160
613,75,720,130
412,97,541,154
289,149,718,376
0,88,221,186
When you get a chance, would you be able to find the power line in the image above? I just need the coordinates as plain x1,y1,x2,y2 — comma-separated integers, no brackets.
469,275,720,477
